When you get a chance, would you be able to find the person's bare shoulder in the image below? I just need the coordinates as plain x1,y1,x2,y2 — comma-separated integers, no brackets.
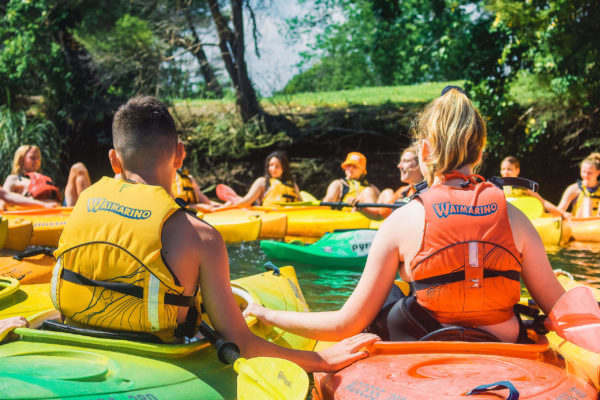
163,210,223,256
379,199,425,256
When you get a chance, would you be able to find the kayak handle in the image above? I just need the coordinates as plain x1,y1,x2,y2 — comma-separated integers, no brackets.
198,321,241,365
264,261,281,276
13,245,56,261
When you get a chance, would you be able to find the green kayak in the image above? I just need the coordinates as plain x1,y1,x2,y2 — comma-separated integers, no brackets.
260,229,377,268
0,266,315,400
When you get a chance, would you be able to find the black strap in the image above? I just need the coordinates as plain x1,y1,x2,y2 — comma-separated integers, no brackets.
13,245,56,261
61,268,194,307
412,269,520,291
489,176,539,192
175,304,199,338
41,319,163,343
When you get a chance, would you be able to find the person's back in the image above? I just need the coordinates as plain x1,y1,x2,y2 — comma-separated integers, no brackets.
51,95,377,370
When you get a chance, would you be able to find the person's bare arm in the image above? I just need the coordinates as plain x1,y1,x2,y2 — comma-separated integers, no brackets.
557,184,579,213
231,177,266,207
165,211,378,372
3,175,25,194
357,185,383,218
507,204,565,313
0,188,56,208
322,180,342,202
245,203,423,341
529,190,570,218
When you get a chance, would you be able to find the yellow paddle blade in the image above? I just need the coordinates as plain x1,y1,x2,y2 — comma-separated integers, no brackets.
234,357,308,400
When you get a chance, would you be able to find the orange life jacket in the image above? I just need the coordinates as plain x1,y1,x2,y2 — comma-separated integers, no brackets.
409,172,523,327
25,172,61,200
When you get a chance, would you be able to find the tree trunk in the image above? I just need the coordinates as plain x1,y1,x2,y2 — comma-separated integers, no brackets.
183,10,224,98
208,0,262,122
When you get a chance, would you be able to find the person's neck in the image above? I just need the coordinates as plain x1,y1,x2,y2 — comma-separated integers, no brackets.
120,169,171,193
433,164,474,186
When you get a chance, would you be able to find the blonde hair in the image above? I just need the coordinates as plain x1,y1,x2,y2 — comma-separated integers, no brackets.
581,152,600,170
11,145,41,175
412,89,486,184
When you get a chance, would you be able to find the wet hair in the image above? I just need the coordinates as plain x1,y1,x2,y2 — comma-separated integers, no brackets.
581,152,600,171
264,151,294,184
411,88,486,184
501,156,520,169
12,145,41,175
112,96,177,171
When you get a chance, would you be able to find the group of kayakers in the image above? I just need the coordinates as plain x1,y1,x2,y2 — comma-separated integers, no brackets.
0,87,599,374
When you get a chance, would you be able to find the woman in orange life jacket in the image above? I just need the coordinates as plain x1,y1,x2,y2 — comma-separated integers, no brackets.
375,145,424,218
500,155,569,219
322,151,381,218
3,145,91,207
557,152,600,218
244,86,577,344
221,150,301,208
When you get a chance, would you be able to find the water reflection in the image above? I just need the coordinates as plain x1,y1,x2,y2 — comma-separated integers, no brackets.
227,241,600,312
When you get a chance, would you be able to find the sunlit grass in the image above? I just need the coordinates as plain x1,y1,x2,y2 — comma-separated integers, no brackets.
174,80,465,110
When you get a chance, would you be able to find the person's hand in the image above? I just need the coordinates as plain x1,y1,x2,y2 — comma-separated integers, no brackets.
0,316,28,342
0,199,6,211
561,211,572,220
243,302,267,321
316,333,380,372
42,201,59,208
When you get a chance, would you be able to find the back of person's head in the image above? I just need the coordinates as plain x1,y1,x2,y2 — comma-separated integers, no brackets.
112,96,177,171
412,88,486,183
264,150,294,183
501,156,520,169
581,152,600,170
12,145,41,175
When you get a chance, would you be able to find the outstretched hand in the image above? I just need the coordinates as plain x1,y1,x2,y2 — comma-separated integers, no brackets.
316,332,380,372
243,302,267,321
0,316,28,342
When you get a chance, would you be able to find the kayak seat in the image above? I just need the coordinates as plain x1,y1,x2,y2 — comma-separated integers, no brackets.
41,319,164,344
419,326,501,342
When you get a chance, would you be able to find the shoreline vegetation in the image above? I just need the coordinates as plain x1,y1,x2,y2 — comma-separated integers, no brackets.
171,80,580,203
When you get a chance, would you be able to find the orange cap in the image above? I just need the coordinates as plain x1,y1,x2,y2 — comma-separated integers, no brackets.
341,152,367,172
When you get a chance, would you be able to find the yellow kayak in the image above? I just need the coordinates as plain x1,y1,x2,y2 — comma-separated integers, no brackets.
568,217,600,242
0,207,270,245
506,195,571,246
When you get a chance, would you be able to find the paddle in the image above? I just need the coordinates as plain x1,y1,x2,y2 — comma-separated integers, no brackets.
197,321,309,400
274,200,407,209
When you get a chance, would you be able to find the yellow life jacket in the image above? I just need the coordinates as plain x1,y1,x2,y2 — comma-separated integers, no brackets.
262,178,298,206
573,181,600,217
51,177,195,343
171,168,198,204
502,186,527,198
341,178,369,202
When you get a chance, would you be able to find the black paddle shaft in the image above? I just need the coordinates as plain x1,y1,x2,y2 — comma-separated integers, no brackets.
198,321,241,365
321,202,405,209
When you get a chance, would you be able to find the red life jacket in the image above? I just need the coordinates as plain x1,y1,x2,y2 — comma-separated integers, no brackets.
26,172,61,200
409,172,523,327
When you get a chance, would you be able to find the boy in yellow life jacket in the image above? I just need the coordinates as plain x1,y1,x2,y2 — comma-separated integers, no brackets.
51,95,377,371
171,143,221,211
323,151,380,217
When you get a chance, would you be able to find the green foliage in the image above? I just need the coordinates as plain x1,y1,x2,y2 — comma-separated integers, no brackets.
284,0,496,93
182,113,292,163
0,107,64,181
76,14,165,98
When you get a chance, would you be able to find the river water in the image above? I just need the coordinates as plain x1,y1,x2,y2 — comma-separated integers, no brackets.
228,241,600,312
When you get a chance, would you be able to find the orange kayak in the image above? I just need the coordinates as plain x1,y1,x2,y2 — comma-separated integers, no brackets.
313,339,597,399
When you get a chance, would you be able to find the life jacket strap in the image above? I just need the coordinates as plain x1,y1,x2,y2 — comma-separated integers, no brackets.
412,269,520,291
61,268,194,307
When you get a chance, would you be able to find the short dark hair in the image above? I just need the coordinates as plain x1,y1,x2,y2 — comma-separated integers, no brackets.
112,96,177,170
